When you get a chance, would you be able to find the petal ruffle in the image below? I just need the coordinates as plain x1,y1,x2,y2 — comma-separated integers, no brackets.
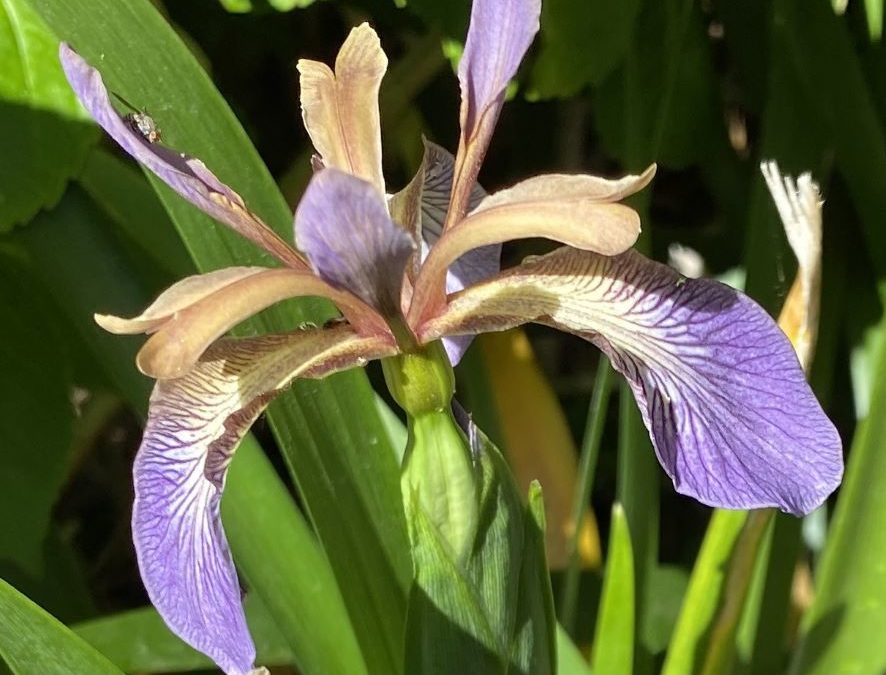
295,168,415,316
408,167,652,326
97,267,392,379
59,44,304,269
297,24,387,195
133,325,396,674
420,247,843,514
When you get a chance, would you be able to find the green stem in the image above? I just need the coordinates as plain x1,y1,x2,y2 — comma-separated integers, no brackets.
559,358,613,634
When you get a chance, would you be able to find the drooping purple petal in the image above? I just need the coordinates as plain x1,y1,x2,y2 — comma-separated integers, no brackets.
133,326,396,674
295,168,415,315
420,247,843,514
59,43,304,269
419,141,499,363
459,0,541,138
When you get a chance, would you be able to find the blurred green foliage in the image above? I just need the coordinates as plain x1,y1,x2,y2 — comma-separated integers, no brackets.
0,0,884,673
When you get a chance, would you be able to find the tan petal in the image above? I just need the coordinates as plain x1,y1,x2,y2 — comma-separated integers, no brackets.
474,165,656,212
407,177,644,325
95,267,270,334
297,24,387,195
761,161,823,373
96,267,391,379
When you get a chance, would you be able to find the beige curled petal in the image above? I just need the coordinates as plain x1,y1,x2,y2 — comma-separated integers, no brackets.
95,267,270,335
408,193,642,326
297,24,387,195
761,161,823,373
473,165,656,213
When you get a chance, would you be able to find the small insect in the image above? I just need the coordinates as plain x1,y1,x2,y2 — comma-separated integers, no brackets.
126,111,162,144
112,92,162,144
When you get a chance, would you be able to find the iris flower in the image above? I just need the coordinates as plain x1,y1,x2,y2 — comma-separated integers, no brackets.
60,0,841,672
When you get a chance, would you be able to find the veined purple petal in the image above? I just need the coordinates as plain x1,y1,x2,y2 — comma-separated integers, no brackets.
419,141,499,363
59,44,304,269
421,247,843,515
133,326,396,674
459,0,541,137
295,168,415,315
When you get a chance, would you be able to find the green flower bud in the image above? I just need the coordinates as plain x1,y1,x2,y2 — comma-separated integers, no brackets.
382,341,477,560
382,340,454,416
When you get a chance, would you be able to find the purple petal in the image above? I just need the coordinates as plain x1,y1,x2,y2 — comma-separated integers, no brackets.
459,0,541,136
421,248,843,514
133,327,396,674
295,168,415,315
419,142,500,363
59,44,303,269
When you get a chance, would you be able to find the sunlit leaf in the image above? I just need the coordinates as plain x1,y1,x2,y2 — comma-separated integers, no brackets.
0,0,96,230
591,503,634,675
790,310,886,674
73,596,291,672
0,579,122,675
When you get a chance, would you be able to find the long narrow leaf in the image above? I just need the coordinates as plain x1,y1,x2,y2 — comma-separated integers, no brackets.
789,311,886,674
0,579,123,675
591,504,635,675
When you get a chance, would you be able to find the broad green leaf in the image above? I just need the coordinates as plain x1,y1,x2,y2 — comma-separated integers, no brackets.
0,0,95,230
789,309,886,674
0,579,122,675
511,484,557,674
20,186,367,675
404,426,555,674
528,0,641,99
78,148,193,280
74,596,293,672
28,3,412,673
224,437,368,675
0,247,73,571
591,504,634,675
